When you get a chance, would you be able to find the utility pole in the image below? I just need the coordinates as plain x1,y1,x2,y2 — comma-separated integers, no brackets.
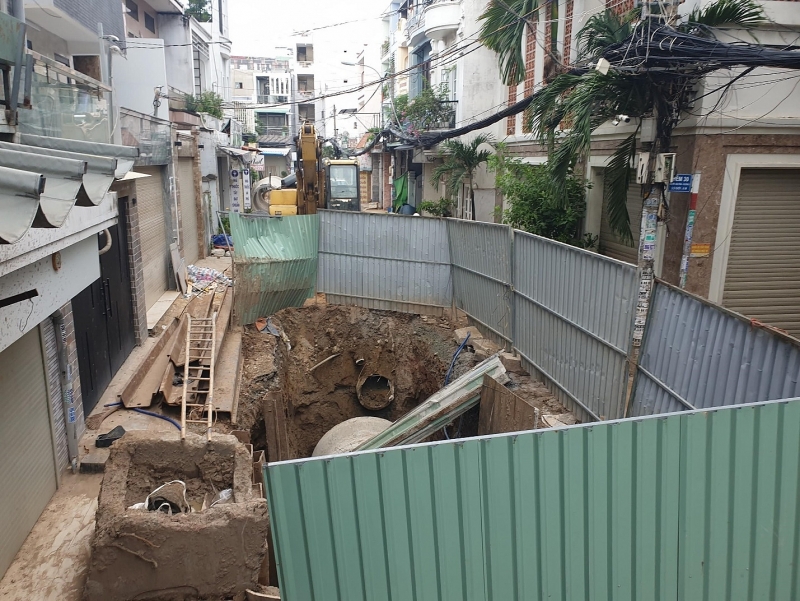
333,104,338,141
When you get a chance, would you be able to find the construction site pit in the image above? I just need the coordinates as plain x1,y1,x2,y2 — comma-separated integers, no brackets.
233,304,577,463
84,432,269,601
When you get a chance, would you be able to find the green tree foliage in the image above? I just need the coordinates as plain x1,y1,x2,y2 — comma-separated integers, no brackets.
419,198,454,217
490,147,589,245
186,0,211,22
431,134,493,219
394,85,455,134
184,91,223,118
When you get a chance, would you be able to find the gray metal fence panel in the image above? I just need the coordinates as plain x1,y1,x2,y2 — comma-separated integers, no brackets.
447,220,513,343
513,232,638,421
631,282,800,416
318,211,452,313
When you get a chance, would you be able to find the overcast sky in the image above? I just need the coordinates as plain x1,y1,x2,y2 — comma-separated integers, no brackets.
228,0,389,57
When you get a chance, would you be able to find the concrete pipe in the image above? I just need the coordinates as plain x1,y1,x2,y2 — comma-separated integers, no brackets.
356,373,395,410
312,417,393,457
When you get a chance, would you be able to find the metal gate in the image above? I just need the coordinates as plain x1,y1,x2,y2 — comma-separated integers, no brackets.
599,176,641,264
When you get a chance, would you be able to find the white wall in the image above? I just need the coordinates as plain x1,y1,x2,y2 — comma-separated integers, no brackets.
113,39,169,120
158,14,193,95
0,236,100,353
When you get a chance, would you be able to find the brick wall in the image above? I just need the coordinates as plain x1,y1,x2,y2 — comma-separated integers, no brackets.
56,301,86,441
608,0,634,15
563,0,574,65
506,81,517,135
121,190,148,344
522,17,538,133
54,0,125,45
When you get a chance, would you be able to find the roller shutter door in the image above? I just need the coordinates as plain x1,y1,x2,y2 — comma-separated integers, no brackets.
136,166,169,310
723,168,800,337
178,158,199,265
599,176,641,265
0,329,58,578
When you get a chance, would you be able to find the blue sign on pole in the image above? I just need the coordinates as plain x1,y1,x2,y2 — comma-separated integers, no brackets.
669,173,693,192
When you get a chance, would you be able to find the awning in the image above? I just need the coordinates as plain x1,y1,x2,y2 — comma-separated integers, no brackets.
0,165,45,244
0,140,117,207
19,133,139,179
0,147,85,229
260,147,291,157
220,146,252,158
117,171,152,181
0,134,140,244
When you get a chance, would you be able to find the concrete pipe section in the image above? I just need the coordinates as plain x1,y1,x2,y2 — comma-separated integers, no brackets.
312,417,393,457
356,374,395,410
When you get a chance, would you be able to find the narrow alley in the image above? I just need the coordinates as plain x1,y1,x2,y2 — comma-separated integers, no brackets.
1,0,800,599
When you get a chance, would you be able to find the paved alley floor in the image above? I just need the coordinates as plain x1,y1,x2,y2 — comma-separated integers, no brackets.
0,472,103,601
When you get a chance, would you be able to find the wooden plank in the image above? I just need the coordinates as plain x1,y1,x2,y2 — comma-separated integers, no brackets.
159,359,176,400
477,374,538,435
214,285,233,362
119,318,179,408
170,243,187,295
169,315,189,368
214,328,242,415
263,390,291,462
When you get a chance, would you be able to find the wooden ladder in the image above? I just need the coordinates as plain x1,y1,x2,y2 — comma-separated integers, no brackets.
180,314,216,441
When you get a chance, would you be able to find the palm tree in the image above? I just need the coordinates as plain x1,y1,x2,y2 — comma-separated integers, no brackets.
479,0,765,241
432,134,494,220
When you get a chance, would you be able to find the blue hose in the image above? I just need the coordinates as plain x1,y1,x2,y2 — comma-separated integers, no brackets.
442,332,471,439
132,408,182,431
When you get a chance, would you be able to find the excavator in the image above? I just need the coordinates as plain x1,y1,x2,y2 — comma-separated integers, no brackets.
268,122,361,215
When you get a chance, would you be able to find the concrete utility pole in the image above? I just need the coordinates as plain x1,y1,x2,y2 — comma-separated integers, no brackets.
333,103,337,140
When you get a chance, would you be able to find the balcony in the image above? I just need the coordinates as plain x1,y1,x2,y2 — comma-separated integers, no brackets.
406,9,426,44
257,94,289,105
120,109,171,166
18,51,111,144
424,0,461,41
427,99,457,129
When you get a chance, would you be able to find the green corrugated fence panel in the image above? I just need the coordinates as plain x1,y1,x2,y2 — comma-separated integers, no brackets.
228,213,319,325
265,398,800,601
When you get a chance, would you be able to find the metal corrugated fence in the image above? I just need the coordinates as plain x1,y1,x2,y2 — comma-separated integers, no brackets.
631,282,800,416
229,212,319,325
317,211,452,314
265,397,800,601
513,232,637,421
446,220,513,344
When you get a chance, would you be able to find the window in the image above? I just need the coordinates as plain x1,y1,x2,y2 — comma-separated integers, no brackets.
126,0,139,21
145,12,155,33
235,82,243,89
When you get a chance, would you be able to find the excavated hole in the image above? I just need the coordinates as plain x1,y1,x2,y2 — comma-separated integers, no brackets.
242,305,467,460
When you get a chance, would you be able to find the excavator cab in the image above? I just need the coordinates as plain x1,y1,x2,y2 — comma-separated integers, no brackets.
323,159,360,211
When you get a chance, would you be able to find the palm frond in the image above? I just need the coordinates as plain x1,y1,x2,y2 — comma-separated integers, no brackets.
432,134,494,198
577,10,632,60
687,0,765,28
604,131,639,242
479,0,538,85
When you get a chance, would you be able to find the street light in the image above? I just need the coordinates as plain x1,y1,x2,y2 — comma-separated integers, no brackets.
341,61,399,129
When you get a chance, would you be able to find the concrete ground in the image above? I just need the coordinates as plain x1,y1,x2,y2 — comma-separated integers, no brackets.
0,472,103,601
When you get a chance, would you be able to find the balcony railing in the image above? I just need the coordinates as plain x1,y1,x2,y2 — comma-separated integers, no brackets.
259,126,290,137
17,52,111,144
120,109,171,166
427,99,457,129
258,94,289,105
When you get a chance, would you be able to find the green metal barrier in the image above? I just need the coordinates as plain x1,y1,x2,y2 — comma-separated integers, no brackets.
265,398,800,601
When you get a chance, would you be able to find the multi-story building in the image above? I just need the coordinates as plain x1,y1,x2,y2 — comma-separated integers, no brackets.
380,0,462,211
0,0,138,580
454,0,800,336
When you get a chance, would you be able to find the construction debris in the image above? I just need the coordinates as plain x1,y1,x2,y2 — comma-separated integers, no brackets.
478,375,539,435
355,354,508,450
84,432,269,601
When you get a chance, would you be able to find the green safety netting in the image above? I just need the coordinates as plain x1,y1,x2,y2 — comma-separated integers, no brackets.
228,212,319,325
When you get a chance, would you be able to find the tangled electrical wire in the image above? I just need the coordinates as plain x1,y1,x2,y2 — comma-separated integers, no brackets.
345,19,800,156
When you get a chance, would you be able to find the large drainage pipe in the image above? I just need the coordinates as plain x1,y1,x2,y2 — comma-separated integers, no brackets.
312,417,393,457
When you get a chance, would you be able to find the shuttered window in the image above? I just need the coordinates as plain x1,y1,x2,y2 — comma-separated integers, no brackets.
178,158,199,265
599,174,641,265
136,166,169,310
723,168,800,337
0,329,58,577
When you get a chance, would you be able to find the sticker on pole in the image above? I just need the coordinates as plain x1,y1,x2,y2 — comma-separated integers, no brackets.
669,174,692,192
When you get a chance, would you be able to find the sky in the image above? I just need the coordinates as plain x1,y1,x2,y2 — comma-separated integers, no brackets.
228,0,389,57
